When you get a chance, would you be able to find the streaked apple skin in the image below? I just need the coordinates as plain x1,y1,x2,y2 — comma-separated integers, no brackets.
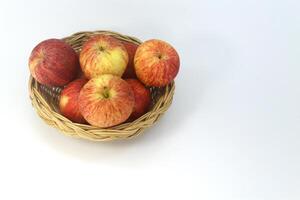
59,79,88,123
78,74,135,127
79,35,129,79
29,39,79,86
134,39,180,87
126,79,151,120
121,41,139,79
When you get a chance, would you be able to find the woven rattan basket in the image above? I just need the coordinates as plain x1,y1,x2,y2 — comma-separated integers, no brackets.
29,30,175,141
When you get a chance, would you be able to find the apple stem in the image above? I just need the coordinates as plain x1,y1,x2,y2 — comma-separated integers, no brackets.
102,88,110,98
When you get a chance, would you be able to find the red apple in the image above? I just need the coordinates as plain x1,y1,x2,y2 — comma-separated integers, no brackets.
78,74,135,127
29,39,79,86
59,79,88,123
134,39,180,87
126,79,151,120
80,35,128,79
121,41,139,79
75,68,87,79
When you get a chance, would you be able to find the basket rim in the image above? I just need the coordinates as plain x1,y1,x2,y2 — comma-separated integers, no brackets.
28,30,176,141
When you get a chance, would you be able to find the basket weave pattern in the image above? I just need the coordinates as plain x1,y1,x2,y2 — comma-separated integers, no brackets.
29,31,175,141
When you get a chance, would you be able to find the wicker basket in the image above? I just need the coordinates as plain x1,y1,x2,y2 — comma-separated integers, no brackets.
28,30,175,141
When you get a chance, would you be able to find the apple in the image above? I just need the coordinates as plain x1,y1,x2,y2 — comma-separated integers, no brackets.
79,35,129,79
134,39,180,87
29,39,79,86
126,79,151,120
75,68,87,79
121,41,139,79
59,79,88,123
78,74,135,127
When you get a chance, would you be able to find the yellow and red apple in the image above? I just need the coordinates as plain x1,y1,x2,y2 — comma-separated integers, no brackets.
126,79,151,120
59,78,87,123
29,39,79,86
121,41,139,79
79,35,129,79
78,74,135,127
134,39,180,87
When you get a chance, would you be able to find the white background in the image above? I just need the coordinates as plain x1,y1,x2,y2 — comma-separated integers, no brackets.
0,0,299,199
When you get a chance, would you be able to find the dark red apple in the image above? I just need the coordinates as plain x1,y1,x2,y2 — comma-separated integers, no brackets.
75,68,87,79
121,41,139,79
59,79,88,123
126,79,151,120
29,39,79,86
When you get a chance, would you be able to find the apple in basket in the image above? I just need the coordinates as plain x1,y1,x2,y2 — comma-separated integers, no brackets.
121,41,139,79
126,79,151,120
79,35,129,79
29,39,79,86
59,78,88,123
78,74,135,127
134,39,180,87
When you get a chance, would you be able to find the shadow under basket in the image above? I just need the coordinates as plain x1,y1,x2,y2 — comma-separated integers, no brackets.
28,30,175,141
